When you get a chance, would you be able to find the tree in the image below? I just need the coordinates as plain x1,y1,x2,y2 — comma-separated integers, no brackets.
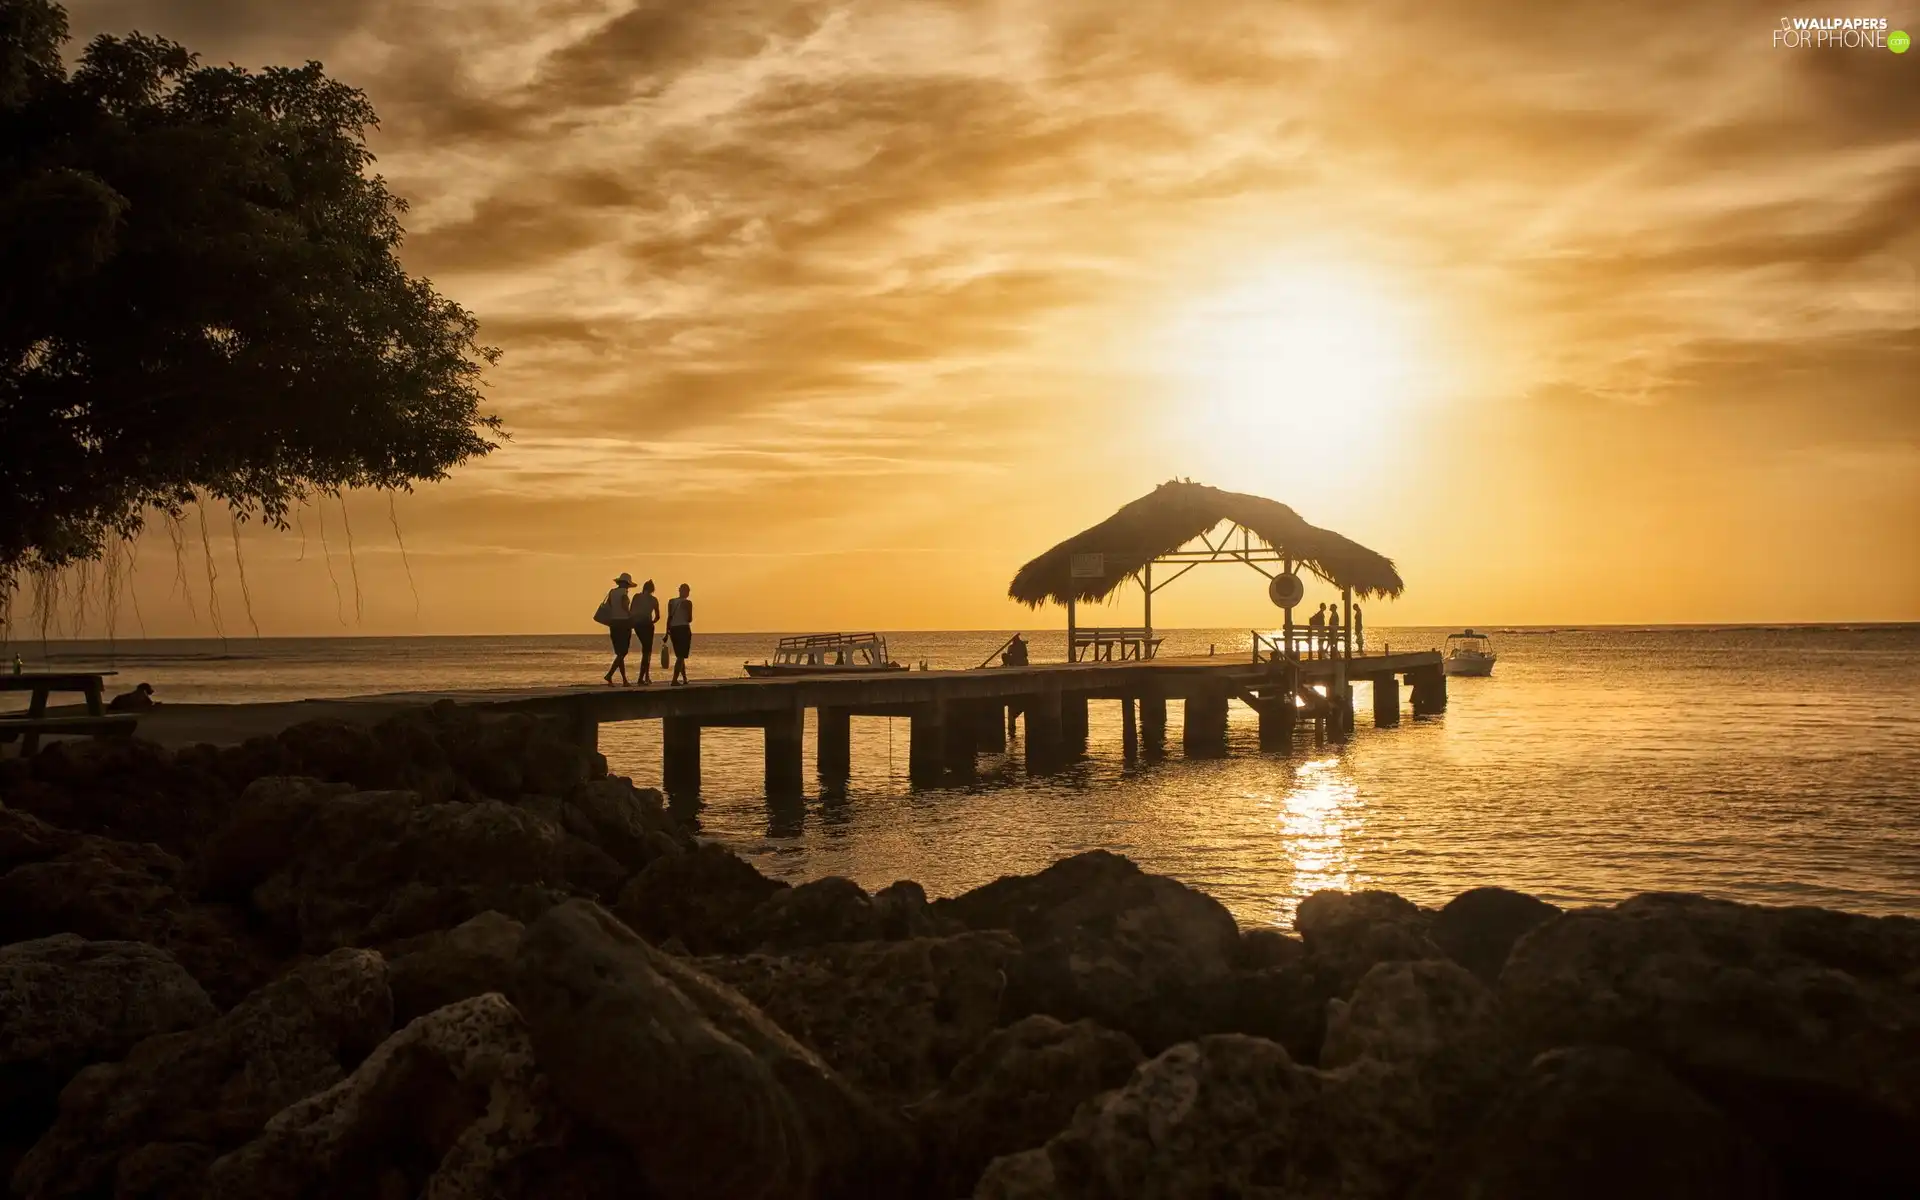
0,0,501,588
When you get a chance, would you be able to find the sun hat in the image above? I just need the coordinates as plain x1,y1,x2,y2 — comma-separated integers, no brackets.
613,572,635,587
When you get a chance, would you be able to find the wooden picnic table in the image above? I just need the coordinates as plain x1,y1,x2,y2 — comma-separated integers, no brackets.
0,671,138,755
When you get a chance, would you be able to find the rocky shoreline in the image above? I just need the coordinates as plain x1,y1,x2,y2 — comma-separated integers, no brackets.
1,703,1914,1198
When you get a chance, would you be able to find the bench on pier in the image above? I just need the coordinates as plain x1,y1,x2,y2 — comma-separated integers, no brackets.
1070,627,1162,662
0,671,138,755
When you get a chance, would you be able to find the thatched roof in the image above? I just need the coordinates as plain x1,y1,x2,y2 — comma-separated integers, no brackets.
1007,480,1405,607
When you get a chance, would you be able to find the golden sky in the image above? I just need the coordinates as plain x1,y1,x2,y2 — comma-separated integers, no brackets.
45,0,1920,635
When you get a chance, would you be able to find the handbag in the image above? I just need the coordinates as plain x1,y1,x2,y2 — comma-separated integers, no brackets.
592,599,614,626
660,637,672,669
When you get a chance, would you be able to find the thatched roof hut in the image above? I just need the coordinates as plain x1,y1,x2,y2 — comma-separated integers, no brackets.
1007,480,1404,607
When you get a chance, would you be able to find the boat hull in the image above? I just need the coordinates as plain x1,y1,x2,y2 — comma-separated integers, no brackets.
1443,655,1495,677
744,664,906,679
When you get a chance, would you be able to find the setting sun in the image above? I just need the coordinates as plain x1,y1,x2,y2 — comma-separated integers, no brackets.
1153,260,1441,489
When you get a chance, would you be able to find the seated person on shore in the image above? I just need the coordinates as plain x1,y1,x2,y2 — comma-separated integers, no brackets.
1002,634,1029,667
107,682,159,712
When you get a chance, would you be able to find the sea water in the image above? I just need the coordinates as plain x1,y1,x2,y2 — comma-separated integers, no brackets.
10,626,1917,927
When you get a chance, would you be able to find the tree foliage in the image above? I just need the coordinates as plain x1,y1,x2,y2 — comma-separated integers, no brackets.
0,0,501,586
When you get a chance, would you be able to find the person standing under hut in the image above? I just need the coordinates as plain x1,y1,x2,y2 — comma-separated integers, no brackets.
1307,603,1327,659
666,583,695,686
1326,602,1342,656
631,579,661,685
1352,603,1364,653
600,573,636,686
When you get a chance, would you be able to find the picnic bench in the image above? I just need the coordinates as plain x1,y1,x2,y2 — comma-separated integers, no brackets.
1069,627,1163,662
0,672,139,755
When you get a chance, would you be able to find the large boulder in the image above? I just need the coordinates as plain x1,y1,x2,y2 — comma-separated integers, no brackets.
1,738,235,853
699,930,1020,1101
934,851,1242,1051
1501,893,1920,1196
1415,1046,1781,1200
0,836,280,1007
0,805,80,872
1322,958,1516,1115
873,880,958,941
1428,887,1559,984
13,948,393,1199
546,776,689,874
614,842,789,954
0,937,215,1156
1294,888,1444,992
912,1015,1142,1198
984,1034,1440,1200
205,994,619,1199
739,876,885,951
511,899,909,1200
387,910,526,1026
222,785,622,952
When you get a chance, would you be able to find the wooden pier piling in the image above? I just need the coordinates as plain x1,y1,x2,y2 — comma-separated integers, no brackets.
1024,686,1064,772
816,706,851,781
1139,690,1167,751
1183,687,1230,755
1062,693,1090,750
908,702,945,785
975,701,1007,752
1372,676,1400,727
1258,693,1295,750
1121,696,1138,762
663,717,701,794
764,705,804,797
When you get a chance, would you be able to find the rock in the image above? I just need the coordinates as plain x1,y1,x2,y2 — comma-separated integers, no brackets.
1500,892,1920,1196
387,911,525,1026
740,876,884,951
4,738,236,853
429,707,601,800
238,788,624,952
552,776,688,873
913,1015,1142,1197
1428,887,1559,984
873,880,957,940
700,931,1019,1101
613,842,788,954
1294,888,1445,992
511,899,908,1200
975,1147,1058,1199
0,806,79,873
1237,927,1306,969
934,851,1242,1052
196,776,355,898
1003,1034,1440,1200
0,937,215,1149
1322,959,1516,1115
1186,961,1346,1064
13,948,392,1199
204,994,603,1200
1415,1046,1781,1200
0,837,280,1007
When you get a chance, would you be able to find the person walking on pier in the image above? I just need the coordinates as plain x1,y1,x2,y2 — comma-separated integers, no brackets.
632,580,661,685
1327,603,1342,657
666,583,695,685
1307,603,1327,659
598,573,636,686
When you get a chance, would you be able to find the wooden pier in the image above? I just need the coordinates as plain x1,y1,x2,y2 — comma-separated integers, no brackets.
347,650,1445,796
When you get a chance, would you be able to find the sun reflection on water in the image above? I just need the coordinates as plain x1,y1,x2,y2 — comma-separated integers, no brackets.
1269,754,1365,925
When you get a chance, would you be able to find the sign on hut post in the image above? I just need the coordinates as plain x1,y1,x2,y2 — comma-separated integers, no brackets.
1070,553,1105,579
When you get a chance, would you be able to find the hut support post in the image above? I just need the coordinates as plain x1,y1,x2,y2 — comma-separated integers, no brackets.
1024,686,1063,772
1282,558,1294,657
764,704,804,797
1373,675,1400,727
1066,597,1077,663
1142,563,1152,653
1121,696,1138,762
663,717,701,794
816,706,852,781
1330,663,1352,742
908,701,945,786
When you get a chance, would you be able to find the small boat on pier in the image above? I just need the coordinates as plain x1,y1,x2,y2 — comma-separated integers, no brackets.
745,632,903,678
1443,630,1497,676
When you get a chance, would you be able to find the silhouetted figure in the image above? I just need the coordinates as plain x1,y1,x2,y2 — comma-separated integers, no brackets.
1307,603,1327,658
599,573,635,685
667,583,694,685
632,580,660,685
1353,604,1364,653
1327,604,1342,656
1003,634,1029,667
107,682,158,711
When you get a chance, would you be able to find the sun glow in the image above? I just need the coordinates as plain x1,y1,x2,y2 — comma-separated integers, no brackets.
1152,259,1440,490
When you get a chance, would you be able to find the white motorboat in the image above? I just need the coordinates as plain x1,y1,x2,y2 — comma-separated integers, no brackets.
745,633,903,678
1442,630,1497,677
